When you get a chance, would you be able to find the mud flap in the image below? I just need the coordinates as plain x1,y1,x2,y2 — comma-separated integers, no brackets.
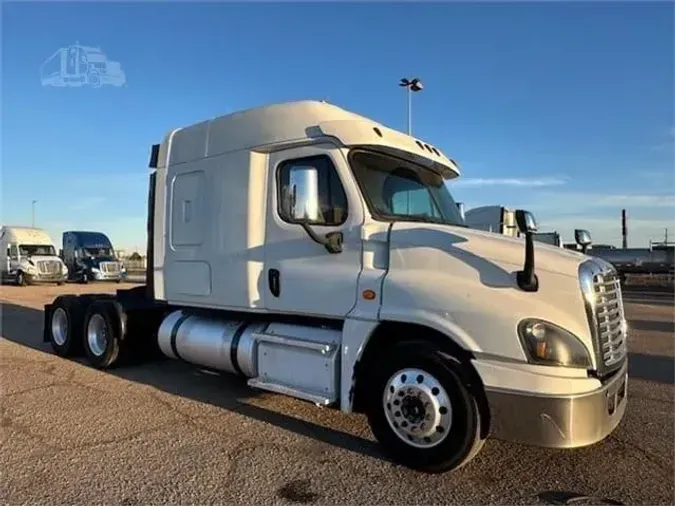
43,304,52,343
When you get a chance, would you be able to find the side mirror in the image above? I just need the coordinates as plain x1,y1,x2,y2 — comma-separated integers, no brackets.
455,202,465,221
515,209,538,234
575,229,592,254
286,165,343,254
288,166,321,223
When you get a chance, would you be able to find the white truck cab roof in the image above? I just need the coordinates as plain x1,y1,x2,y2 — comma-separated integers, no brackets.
0,226,56,246
155,100,461,179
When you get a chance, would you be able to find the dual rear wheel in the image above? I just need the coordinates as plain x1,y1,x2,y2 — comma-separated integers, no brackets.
47,295,123,369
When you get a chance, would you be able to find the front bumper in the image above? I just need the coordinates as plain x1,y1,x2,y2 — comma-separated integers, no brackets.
484,360,628,449
26,272,68,284
92,271,123,281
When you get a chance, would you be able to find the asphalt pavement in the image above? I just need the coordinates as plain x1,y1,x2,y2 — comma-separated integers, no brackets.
1,286,673,505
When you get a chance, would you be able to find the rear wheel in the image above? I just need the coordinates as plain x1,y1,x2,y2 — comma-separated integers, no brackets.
364,341,485,473
47,296,84,357
83,300,124,369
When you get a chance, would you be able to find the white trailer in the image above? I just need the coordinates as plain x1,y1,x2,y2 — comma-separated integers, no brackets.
464,205,589,250
43,100,628,473
463,205,520,237
1,226,68,285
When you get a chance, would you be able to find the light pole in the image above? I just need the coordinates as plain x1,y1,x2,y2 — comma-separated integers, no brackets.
31,200,37,227
399,77,423,135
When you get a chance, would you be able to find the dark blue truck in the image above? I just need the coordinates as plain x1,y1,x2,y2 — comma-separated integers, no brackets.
62,231,125,283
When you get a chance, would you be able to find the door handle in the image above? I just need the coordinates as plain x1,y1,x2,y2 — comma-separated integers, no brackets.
268,268,280,297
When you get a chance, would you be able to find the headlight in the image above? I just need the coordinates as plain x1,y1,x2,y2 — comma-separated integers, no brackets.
24,263,38,273
517,319,592,368
62,264,68,273
91,267,100,272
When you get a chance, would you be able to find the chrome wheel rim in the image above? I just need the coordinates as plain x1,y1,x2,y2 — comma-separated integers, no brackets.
382,368,453,448
51,307,68,346
87,314,108,357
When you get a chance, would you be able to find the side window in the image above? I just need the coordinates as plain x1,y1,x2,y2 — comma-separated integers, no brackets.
9,245,18,260
277,155,348,226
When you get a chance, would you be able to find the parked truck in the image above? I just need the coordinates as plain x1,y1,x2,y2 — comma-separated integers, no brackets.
0,226,68,285
42,100,628,473
61,230,125,283
464,205,583,249
463,205,520,237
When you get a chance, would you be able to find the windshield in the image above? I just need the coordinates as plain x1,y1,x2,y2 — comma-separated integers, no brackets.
348,149,466,226
83,247,114,257
19,244,56,256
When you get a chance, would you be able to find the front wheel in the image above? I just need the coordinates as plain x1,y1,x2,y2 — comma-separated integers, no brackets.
16,271,28,286
364,341,485,474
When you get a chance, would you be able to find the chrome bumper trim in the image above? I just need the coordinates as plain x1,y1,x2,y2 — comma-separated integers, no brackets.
484,360,628,449
27,273,67,283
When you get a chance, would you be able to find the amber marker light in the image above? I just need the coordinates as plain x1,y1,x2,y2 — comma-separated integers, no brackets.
362,290,376,300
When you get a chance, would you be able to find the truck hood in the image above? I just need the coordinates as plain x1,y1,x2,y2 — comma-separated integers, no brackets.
24,255,63,264
389,223,587,279
382,222,598,363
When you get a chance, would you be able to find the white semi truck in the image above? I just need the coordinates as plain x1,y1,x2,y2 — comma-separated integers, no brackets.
1,226,68,285
43,100,628,473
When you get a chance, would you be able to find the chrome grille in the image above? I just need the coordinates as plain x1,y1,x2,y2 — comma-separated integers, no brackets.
580,259,628,374
592,270,627,369
38,260,61,274
100,261,120,274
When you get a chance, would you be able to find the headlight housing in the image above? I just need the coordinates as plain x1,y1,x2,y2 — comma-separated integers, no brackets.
23,263,38,273
517,319,592,368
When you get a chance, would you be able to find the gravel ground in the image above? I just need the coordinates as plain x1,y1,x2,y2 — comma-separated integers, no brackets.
1,284,673,505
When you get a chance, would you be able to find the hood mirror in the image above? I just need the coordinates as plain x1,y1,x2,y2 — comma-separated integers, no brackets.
574,229,592,254
515,210,538,234
514,209,539,292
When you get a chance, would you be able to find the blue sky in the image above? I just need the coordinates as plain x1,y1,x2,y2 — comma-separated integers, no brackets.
2,1,673,251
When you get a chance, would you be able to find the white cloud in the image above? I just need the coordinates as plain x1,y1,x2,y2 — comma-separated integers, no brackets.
452,176,568,188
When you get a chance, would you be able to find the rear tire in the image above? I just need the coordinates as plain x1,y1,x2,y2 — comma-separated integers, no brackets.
364,341,485,473
82,300,124,369
47,296,83,357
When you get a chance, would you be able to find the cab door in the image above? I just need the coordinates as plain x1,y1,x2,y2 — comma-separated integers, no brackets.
264,143,364,318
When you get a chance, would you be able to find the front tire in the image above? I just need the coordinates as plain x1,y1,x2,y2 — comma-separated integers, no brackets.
16,271,27,286
364,341,485,473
